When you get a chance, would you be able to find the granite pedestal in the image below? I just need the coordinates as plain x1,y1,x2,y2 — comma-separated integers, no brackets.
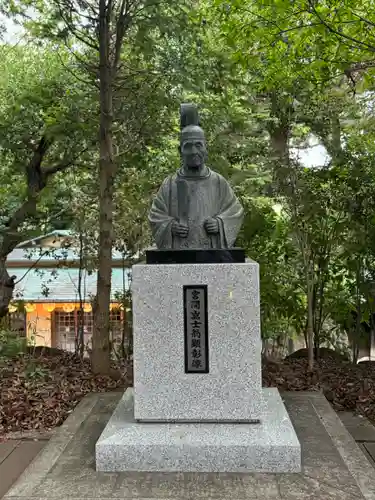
96,255,301,472
96,388,300,473
132,261,263,422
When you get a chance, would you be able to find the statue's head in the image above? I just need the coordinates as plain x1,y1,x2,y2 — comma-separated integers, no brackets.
180,124,207,172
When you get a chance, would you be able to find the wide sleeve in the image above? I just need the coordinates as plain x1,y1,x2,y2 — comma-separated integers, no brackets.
148,177,174,249
216,176,244,248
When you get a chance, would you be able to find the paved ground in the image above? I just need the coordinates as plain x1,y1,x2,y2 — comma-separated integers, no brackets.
0,438,48,498
338,411,375,464
2,391,375,500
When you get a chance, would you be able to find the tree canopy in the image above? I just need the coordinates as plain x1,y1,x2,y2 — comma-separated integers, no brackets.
1,0,375,370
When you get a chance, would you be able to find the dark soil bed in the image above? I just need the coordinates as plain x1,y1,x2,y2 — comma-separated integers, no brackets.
1,348,375,436
0,350,131,436
263,354,375,422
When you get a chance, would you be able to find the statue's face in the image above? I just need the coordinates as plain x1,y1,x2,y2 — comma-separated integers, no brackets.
181,136,207,171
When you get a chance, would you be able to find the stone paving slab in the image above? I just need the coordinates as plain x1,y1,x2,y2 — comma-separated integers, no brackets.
4,391,375,500
0,441,19,464
338,412,375,442
1,429,54,441
364,442,375,462
0,441,46,498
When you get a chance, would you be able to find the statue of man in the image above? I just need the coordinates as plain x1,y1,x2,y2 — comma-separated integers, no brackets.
149,104,244,250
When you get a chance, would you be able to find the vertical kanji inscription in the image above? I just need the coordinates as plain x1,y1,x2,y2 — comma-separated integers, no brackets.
183,285,209,373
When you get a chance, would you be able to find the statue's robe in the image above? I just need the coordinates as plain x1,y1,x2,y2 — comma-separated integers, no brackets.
149,168,244,249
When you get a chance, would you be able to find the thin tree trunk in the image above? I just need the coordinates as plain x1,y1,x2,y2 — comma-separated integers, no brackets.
0,259,16,318
307,294,314,370
352,333,359,365
306,268,314,371
369,310,375,362
126,270,133,359
353,264,362,365
121,253,127,359
92,0,115,375
76,228,85,358
314,255,329,360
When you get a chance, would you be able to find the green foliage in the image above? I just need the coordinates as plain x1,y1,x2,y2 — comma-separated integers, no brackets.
24,362,51,380
3,0,375,366
209,1,375,90
0,328,27,357
0,42,94,239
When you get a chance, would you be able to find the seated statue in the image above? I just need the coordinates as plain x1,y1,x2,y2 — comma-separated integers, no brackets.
149,104,244,250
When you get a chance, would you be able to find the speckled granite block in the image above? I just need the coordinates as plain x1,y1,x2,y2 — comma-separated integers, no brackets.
96,387,301,473
132,262,262,421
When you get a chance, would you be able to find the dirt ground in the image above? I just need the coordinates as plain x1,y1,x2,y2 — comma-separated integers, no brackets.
1,348,374,435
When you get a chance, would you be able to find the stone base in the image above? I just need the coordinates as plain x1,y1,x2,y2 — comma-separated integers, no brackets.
132,261,262,421
95,388,301,473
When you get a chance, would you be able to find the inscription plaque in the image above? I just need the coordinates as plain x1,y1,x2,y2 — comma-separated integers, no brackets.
183,285,209,373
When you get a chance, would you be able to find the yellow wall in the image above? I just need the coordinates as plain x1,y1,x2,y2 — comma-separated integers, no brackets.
26,303,52,347
24,302,122,348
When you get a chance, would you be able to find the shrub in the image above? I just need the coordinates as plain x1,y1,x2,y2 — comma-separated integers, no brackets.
0,329,27,358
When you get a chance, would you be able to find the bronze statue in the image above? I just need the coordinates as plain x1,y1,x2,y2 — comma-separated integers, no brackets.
149,104,243,250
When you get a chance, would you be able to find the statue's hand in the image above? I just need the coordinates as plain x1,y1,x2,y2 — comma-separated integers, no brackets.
204,217,219,235
172,220,189,238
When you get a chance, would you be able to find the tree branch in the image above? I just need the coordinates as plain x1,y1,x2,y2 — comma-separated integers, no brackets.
14,250,50,285
55,49,97,87
56,0,100,51
42,158,76,177
275,20,358,37
352,11,375,29
113,0,131,75
308,1,375,53
26,136,54,198
0,139,90,258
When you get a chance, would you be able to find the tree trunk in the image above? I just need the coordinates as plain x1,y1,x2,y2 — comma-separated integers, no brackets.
0,135,77,318
353,266,362,365
352,333,359,365
307,276,314,371
76,229,85,357
92,0,115,375
0,259,16,318
121,256,127,359
369,311,375,362
313,255,329,361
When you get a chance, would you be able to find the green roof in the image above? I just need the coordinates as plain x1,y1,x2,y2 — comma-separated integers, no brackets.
7,247,125,264
12,267,130,302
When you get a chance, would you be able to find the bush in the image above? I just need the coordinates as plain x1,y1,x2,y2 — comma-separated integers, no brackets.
0,329,27,358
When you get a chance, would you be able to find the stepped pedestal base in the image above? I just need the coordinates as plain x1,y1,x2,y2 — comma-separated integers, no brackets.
96,388,301,473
